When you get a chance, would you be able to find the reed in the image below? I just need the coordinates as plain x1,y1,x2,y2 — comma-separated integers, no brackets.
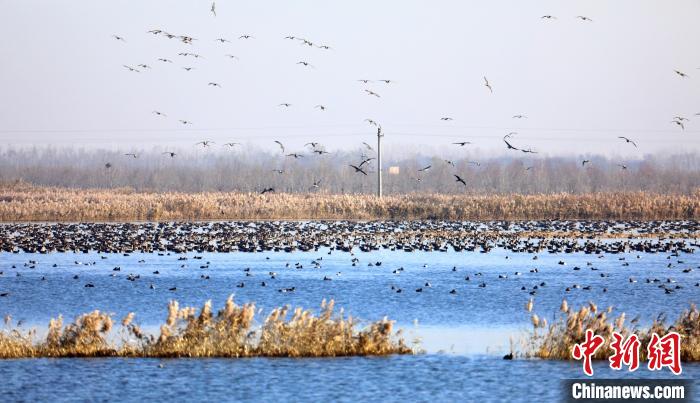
0,297,412,359
2,183,699,221
524,300,700,362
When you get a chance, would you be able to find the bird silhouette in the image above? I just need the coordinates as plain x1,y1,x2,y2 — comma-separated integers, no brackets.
274,141,285,153
362,142,374,151
618,136,638,147
124,153,138,159
582,160,591,166
113,35,126,42
359,158,375,167
196,140,215,147
576,16,593,22
152,111,167,117
261,188,275,194
674,70,689,78
315,105,326,111
671,120,685,130
512,115,527,119
123,65,140,73
211,2,216,17
453,142,472,146
454,175,467,186
350,165,368,175
441,117,454,121
223,142,240,148
504,139,520,151
364,89,381,98
483,76,493,93
418,165,432,172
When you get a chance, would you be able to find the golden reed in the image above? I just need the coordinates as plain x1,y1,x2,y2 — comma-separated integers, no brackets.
0,297,412,359
524,300,700,362
2,183,700,221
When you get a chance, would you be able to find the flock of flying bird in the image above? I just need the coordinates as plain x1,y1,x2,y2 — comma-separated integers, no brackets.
110,6,699,194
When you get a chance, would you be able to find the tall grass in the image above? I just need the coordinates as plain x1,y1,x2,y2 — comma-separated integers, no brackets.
524,301,700,362
0,297,412,359
2,183,699,221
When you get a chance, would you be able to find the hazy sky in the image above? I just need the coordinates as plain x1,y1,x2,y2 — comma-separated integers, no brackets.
1,0,699,157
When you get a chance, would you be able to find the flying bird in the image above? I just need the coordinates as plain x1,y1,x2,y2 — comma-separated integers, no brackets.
512,115,527,119
239,35,254,40
123,65,140,73
418,165,432,172
297,61,314,68
541,15,557,19
358,79,373,84
673,116,689,122
582,160,591,166
483,76,493,93
576,16,593,22
441,117,454,121
196,140,215,147
211,2,216,17
350,165,368,175
286,153,304,159
315,105,326,111
674,70,689,78
454,175,467,186
261,188,275,194
671,120,685,130
305,142,319,148
310,180,322,190
208,82,222,88
152,111,167,117
378,80,394,84
223,142,240,148
362,142,374,151
274,141,285,153
453,142,472,146
158,58,173,63
617,164,628,170
504,139,520,151
178,120,192,125
359,158,375,167
467,161,481,167
522,148,538,154
163,152,177,158
225,54,240,60
215,38,230,43
137,64,151,70
618,136,638,147
113,35,126,42
278,103,292,108
272,169,285,174
124,153,138,159
365,119,380,127
444,160,456,167
364,89,381,98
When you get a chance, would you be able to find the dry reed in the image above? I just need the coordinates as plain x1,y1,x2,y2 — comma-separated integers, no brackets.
2,183,699,222
0,297,412,359
524,301,700,362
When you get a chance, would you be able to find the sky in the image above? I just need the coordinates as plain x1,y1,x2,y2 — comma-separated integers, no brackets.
0,0,699,157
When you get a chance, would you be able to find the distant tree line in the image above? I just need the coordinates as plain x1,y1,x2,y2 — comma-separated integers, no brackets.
1,147,699,195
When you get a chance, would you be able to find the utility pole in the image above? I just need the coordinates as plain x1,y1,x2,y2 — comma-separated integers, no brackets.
377,125,383,198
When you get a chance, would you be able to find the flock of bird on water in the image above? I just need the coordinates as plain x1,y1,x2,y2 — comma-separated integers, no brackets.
108,5,700,193
0,221,699,299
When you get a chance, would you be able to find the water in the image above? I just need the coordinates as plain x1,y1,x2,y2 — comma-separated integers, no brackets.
1,246,699,402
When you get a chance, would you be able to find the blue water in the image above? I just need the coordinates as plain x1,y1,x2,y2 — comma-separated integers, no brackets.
1,246,699,402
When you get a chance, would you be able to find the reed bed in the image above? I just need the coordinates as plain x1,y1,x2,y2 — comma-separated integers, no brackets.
1,183,699,221
0,297,412,359
524,300,700,362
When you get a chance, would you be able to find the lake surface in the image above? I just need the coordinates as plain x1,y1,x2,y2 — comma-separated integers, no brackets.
1,245,699,402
